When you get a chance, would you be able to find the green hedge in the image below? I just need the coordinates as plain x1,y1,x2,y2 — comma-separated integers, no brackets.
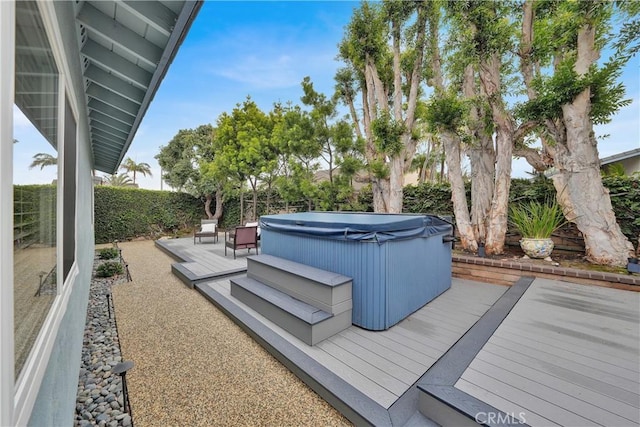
93,175,639,248
94,187,202,244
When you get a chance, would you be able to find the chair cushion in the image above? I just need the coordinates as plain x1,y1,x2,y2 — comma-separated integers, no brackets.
201,223,216,233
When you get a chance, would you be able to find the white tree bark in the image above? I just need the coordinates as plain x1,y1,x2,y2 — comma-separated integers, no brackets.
554,89,634,266
468,141,495,243
551,22,633,266
479,54,513,254
442,131,476,250
463,64,495,245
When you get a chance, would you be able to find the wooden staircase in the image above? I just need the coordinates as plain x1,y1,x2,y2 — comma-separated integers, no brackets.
230,254,353,345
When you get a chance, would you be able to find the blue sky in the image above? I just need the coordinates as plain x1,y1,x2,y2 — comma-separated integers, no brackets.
14,1,639,190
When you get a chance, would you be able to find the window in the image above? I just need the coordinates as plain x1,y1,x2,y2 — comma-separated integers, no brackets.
63,96,76,279
13,0,59,379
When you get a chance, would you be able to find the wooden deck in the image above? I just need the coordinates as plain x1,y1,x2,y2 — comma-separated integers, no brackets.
156,238,640,425
155,237,252,285
456,278,640,426
200,277,506,415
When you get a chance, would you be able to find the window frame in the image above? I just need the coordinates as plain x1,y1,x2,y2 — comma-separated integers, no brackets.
1,1,82,425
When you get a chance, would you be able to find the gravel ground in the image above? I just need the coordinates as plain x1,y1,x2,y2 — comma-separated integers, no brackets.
112,240,351,427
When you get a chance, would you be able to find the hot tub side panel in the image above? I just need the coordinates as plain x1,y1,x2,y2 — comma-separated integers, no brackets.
384,235,452,328
262,229,452,330
261,229,387,330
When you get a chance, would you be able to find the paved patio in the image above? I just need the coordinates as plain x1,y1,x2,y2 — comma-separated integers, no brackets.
157,237,640,426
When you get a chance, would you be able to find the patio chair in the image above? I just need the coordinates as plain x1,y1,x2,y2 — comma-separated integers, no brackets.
194,219,218,244
244,221,261,240
225,225,258,259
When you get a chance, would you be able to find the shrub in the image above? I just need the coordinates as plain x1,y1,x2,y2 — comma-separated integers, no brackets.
509,199,567,239
98,248,119,260
94,187,202,243
96,261,123,278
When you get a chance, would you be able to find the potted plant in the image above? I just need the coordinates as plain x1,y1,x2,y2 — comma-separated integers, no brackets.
509,199,567,259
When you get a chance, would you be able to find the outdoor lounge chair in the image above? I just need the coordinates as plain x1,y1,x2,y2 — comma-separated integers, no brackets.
225,225,258,259
244,221,261,240
194,219,218,244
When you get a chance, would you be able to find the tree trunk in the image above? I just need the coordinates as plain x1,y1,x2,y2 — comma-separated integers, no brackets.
484,132,511,255
461,64,495,245
468,140,495,244
204,194,213,219
371,178,388,212
547,22,633,266
554,91,634,266
419,155,428,184
213,189,223,220
442,131,476,251
480,54,513,255
388,156,403,213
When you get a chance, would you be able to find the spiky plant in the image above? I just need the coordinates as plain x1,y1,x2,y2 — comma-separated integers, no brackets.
509,199,567,239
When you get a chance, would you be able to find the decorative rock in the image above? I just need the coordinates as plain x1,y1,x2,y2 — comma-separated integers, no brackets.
74,252,132,426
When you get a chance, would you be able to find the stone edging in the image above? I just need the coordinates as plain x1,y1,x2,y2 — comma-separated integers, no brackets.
453,254,640,291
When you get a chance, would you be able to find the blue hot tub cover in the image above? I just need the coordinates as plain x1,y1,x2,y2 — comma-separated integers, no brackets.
260,212,451,243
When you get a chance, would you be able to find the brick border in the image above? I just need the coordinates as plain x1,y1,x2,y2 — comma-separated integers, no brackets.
453,254,640,290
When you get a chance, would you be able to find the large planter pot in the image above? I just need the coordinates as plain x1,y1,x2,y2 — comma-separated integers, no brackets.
520,238,554,259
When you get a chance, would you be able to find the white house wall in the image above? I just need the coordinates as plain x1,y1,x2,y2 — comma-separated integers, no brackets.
26,2,95,426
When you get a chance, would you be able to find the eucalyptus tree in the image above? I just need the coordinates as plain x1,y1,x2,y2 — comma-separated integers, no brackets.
442,1,545,255
337,0,430,213
155,124,222,219
120,157,152,184
515,0,635,266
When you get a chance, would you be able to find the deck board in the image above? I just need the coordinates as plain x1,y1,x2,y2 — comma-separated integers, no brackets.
472,348,640,423
457,278,640,426
201,277,507,409
156,237,248,280
496,321,640,371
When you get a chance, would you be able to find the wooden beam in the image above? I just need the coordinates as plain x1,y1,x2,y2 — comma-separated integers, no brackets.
77,2,162,67
86,83,139,117
119,1,177,37
81,39,151,89
84,65,144,105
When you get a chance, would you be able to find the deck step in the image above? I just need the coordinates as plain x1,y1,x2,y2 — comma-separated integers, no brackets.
247,254,352,314
230,275,351,345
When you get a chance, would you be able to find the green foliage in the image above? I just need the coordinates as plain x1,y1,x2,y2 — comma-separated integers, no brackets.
603,175,640,243
509,176,556,203
102,173,133,187
155,124,217,200
518,59,631,125
96,261,123,278
509,199,567,239
120,157,152,184
29,152,57,170
403,182,456,215
92,176,638,250
94,186,202,243
601,163,626,177
98,248,119,260
372,110,405,155
424,95,466,133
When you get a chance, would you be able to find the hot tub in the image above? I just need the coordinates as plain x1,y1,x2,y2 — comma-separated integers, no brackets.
260,212,453,330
